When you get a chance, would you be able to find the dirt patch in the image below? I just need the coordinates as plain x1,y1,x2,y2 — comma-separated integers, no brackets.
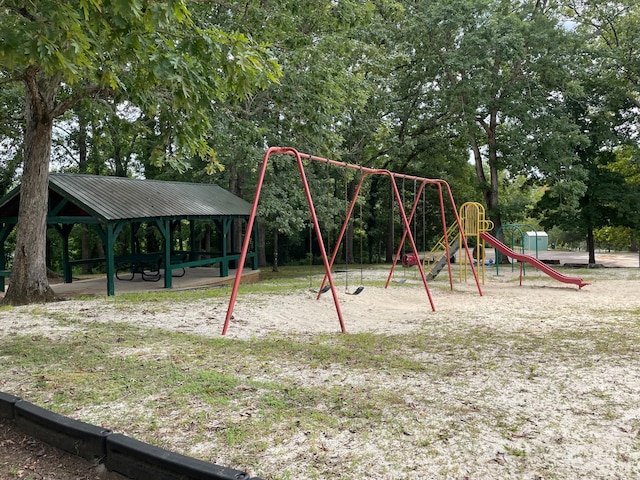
0,420,125,480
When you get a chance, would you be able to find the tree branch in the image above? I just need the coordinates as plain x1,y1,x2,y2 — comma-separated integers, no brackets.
604,15,620,48
50,85,112,118
4,6,37,22
469,132,487,185
52,137,79,165
475,115,491,137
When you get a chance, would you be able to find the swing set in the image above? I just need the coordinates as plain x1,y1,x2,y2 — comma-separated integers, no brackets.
222,146,482,335
308,195,364,297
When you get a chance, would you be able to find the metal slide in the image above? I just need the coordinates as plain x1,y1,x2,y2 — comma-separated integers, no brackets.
416,221,460,280
480,232,590,289
424,236,460,280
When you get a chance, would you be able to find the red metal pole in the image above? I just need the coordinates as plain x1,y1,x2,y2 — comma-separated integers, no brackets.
223,147,347,335
520,261,523,286
223,147,281,335
292,150,346,332
440,180,483,296
317,172,367,298
387,171,436,311
224,147,482,335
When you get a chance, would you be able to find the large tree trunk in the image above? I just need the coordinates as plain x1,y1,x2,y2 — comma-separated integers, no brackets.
2,71,57,305
472,111,508,263
477,111,503,232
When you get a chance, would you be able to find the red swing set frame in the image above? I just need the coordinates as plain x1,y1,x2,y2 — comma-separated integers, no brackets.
222,146,482,335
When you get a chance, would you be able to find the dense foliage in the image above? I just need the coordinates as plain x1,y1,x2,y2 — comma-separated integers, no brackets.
1,0,639,294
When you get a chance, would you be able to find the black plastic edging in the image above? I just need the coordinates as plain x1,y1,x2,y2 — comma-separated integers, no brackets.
0,391,20,420
105,433,254,480
1,391,263,480
14,400,112,460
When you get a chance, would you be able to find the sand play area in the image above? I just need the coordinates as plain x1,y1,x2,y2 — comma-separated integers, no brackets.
1,257,640,479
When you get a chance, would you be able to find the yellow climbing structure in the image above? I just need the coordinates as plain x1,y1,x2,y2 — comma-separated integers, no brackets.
459,202,493,284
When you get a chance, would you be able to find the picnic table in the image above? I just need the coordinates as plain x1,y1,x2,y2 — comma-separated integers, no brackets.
115,253,188,282
115,253,162,282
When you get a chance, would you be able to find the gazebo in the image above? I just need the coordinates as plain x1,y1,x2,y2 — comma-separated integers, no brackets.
0,173,258,295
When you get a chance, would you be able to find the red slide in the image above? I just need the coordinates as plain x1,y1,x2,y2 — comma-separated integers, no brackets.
479,232,590,289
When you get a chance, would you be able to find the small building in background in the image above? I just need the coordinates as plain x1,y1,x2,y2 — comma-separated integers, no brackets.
524,231,549,251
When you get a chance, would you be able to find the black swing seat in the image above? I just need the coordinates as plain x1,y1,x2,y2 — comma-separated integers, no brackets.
347,286,365,295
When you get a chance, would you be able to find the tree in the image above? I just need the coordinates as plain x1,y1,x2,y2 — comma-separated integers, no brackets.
564,0,640,113
181,0,403,267
536,149,640,263
400,0,583,238
0,0,280,304
534,1,640,263
535,75,640,263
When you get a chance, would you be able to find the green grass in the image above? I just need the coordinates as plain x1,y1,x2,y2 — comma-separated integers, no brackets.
5,318,639,417
3,267,640,479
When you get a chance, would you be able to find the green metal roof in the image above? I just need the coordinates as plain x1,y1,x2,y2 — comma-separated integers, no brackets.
0,173,252,222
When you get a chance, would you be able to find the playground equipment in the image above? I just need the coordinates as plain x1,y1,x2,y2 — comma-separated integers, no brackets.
494,224,529,274
481,232,590,288
456,202,589,289
404,203,489,283
222,151,588,336
222,147,483,335
490,224,548,275
403,221,460,279
458,202,495,284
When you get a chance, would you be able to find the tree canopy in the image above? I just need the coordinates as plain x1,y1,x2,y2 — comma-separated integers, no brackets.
0,0,281,304
1,0,640,298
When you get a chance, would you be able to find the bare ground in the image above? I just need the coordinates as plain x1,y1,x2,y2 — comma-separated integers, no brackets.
0,420,126,480
1,265,640,479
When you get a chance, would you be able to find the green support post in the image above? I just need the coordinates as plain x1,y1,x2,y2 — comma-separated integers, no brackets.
189,220,196,262
220,218,232,278
105,223,116,296
105,221,126,296
164,219,172,289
